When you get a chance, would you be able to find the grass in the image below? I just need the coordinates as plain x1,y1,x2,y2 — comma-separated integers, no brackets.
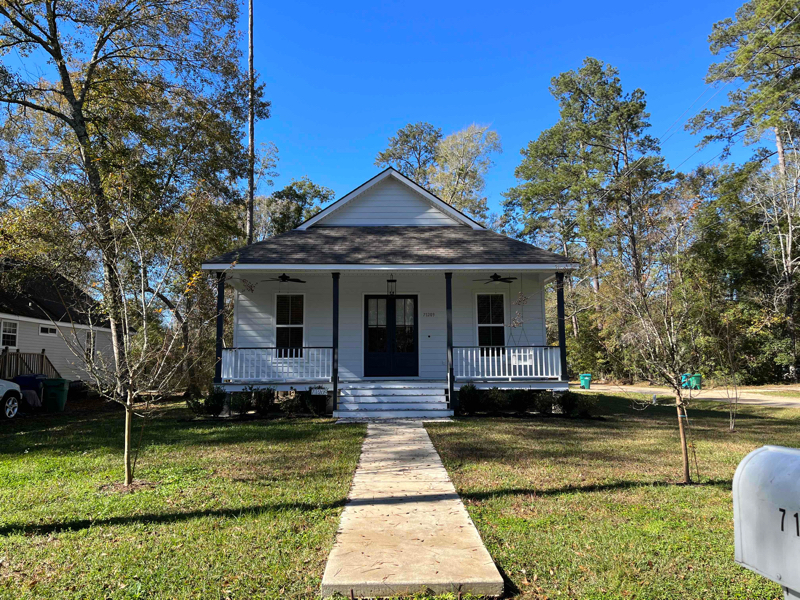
426,393,800,600
756,390,800,399
0,401,365,599
3,393,798,600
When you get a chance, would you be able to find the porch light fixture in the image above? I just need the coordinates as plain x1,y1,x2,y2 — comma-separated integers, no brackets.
387,274,397,296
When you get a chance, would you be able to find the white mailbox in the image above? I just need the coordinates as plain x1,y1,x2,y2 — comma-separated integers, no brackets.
734,445,800,599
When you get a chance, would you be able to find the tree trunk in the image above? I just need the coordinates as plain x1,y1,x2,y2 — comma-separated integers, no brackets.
560,239,579,338
124,399,133,486
46,2,129,401
787,269,797,381
676,395,691,484
775,126,787,180
589,247,600,294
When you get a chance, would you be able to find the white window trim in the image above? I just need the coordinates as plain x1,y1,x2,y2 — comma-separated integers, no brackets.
273,293,305,350
1,319,19,349
39,325,58,337
474,292,507,347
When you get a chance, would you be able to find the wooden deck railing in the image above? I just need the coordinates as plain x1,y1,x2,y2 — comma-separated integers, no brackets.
0,348,61,380
454,346,561,380
221,347,333,382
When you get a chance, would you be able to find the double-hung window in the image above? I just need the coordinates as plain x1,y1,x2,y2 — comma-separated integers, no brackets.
477,294,505,355
276,295,303,357
1,321,18,348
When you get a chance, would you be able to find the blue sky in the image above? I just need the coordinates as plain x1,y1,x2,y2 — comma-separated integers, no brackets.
249,0,749,213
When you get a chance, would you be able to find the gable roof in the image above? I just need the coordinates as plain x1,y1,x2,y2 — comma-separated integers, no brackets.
202,227,577,269
0,265,108,327
297,168,485,230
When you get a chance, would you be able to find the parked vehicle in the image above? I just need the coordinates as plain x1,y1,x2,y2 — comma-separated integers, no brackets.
1,379,22,420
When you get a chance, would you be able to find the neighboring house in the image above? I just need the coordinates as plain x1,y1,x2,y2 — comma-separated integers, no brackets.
201,168,578,419
0,267,113,382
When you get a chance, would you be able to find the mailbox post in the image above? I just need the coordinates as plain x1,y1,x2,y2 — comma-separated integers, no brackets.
733,445,800,599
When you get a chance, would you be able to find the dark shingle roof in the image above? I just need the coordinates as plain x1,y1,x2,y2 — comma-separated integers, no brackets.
0,266,107,327
204,227,573,266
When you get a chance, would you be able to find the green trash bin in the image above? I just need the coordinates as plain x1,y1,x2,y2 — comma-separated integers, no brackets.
579,373,592,390
689,373,702,391
42,378,69,412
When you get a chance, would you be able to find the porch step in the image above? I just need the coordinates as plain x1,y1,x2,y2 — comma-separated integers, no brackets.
339,380,446,389
333,409,453,419
340,395,447,404
339,402,447,411
335,382,453,420
340,388,445,397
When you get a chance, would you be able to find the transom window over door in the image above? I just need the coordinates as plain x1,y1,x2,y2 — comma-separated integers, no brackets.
276,294,303,357
477,294,505,350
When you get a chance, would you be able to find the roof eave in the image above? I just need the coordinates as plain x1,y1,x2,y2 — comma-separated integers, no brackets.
201,262,580,271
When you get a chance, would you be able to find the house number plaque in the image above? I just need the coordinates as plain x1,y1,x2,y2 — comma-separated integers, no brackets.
423,312,435,317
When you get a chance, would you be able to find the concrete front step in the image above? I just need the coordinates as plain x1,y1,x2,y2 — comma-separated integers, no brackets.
333,409,454,419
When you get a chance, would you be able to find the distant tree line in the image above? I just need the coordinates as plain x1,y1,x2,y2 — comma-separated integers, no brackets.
377,0,800,389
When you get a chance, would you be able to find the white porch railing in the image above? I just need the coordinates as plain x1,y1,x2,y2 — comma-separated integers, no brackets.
221,347,333,382
454,346,561,380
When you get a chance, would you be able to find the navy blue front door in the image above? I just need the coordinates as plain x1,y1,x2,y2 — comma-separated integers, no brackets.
364,295,418,377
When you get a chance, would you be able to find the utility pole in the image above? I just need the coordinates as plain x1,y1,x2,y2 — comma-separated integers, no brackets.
245,0,255,245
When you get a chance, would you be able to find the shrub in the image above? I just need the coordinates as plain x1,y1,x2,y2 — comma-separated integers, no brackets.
458,383,481,415
575,393,598,417
304,386,327,416
185,395,204,415
204,387,227,417
280,389,306,415
229,392,252,417
532,391,553,415
556,391,596,418
484,387,509,412
251,387,276,415
507,389,530,413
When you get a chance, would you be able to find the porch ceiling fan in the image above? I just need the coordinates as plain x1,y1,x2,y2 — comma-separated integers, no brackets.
473,273,517,285
264,273,306,284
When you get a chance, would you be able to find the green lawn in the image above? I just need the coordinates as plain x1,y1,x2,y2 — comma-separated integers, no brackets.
427,394,800,600
756,390,800,399
0,402,365,599
3,395,798,600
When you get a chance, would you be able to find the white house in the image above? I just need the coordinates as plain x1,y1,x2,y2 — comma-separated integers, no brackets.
0,268,113,382
201,168,578,419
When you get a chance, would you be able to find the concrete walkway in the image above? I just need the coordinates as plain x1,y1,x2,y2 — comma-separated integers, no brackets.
321,422,504,598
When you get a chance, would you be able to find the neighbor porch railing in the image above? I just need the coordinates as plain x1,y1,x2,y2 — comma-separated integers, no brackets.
221,347,333,382
0,348,61,380
454,346,561,380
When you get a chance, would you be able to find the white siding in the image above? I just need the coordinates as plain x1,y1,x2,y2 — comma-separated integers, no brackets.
1,318,113,381
231,271,546,380
315,178,462,227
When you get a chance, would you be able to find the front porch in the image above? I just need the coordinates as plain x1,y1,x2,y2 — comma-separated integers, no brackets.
211,269,571,413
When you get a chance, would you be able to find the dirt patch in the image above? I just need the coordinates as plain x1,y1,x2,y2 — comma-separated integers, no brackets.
98,480,156,494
